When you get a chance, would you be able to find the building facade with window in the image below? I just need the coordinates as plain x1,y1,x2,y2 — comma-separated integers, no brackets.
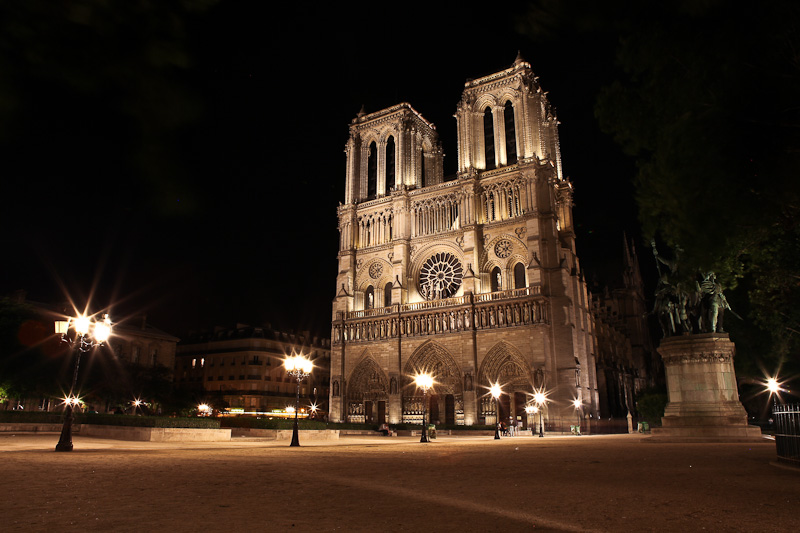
331,55,598,427
175,324,331,416
110,315,179,373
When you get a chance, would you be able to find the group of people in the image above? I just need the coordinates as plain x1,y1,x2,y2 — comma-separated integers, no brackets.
498,418,521,436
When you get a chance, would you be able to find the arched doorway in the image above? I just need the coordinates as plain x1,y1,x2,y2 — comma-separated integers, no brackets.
346,355,388,424
402,341,464,425
477,342,534,426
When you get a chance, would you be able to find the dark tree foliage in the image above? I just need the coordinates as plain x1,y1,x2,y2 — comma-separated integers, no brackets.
519,0,800,378
0,298,64,403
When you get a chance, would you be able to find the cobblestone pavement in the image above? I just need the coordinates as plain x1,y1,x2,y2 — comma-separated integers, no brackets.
1,432,796,532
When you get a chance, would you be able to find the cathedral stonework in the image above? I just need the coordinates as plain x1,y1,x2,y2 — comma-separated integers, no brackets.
331,56,598,427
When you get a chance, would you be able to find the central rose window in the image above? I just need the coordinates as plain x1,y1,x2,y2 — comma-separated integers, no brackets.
419,252,463,300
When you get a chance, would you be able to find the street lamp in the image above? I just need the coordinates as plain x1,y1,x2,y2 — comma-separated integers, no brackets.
524,404,535,434
573,398,582,435
54,313,112,452
284,353,313,447
767,377,781,406
534,391,546,437
415,373,434,443
490,382,502,440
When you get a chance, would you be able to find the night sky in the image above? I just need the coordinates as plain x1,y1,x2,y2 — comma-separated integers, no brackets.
1,2,641,338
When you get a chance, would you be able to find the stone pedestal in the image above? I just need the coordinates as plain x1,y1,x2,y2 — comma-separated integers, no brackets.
649,333,762,441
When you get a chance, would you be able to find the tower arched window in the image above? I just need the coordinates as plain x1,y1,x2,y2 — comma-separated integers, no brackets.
513,262,526,289
364,285,375,310
483,107,495,170
504,101,517,164
367,142,377,198
420,149,427,186
384,282,392,307
385,136,395,194
490,266,501,292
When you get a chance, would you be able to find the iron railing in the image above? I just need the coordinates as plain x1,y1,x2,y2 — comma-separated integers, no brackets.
774,403,800,466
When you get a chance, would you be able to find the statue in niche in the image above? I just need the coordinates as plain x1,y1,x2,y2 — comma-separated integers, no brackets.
390,377,398,395
367,292,374,308
498,306,505,325
534,368,544,388
332,380,340,397
457,311,463,329
464,373,473,392
450,311,456,330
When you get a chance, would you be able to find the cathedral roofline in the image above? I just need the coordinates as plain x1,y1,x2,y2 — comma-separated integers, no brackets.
351,102,436,130
463,56,533,91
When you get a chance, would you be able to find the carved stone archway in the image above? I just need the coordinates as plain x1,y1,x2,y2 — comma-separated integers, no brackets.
477,342,533,425
401,341,464,425
346,355,389,423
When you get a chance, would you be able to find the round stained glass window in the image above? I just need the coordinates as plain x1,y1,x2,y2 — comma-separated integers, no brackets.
419,252,463,300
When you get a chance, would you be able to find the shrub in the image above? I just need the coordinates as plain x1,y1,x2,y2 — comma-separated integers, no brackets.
636,392,668,427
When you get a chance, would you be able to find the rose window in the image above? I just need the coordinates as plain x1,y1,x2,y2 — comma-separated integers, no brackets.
494,239,512,259
419,252,463,300
368,263,383,279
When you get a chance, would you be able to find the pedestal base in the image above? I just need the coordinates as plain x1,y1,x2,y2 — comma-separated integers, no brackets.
646,333,765,443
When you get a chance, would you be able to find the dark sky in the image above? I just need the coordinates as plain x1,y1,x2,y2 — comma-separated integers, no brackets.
0,1,641,338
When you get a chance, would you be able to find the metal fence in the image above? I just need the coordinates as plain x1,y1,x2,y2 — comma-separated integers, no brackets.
543,417,631,435
774,403,800,466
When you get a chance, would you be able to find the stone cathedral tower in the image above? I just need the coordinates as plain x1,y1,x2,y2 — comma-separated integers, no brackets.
331,55,598,428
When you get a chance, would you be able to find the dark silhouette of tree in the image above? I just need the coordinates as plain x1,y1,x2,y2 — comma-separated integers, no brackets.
519,0,800,377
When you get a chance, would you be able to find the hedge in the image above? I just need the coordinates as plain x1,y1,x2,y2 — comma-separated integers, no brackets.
0,411,220,429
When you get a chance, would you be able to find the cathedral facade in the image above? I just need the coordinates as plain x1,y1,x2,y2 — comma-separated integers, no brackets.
330,56,598,428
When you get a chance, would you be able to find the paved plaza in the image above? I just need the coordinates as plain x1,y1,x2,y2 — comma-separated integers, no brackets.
1,432,797,532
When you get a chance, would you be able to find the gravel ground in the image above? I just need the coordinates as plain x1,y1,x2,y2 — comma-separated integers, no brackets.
0,432,796,532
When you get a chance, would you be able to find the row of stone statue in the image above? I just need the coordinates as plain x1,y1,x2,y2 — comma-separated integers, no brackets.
334,300,547,343
652,241,740,337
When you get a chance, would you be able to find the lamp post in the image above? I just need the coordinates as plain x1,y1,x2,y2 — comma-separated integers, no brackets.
767,377,780,408
573,398,582,435
285,353,313,447
491,383,502,440
534,391,546,437
415,373,433,443
54,313,112,452
524,404,535,434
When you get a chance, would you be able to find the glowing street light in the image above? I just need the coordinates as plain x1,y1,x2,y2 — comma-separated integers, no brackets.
490,383,502,440
573,398,583,435
533,392,546,437
415,373,434,443
766,376,783,409
285,352,313,447
54,313,112,452
524,404,536,433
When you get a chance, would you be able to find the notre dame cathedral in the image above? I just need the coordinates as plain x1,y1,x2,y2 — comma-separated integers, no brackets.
330,55,601,427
